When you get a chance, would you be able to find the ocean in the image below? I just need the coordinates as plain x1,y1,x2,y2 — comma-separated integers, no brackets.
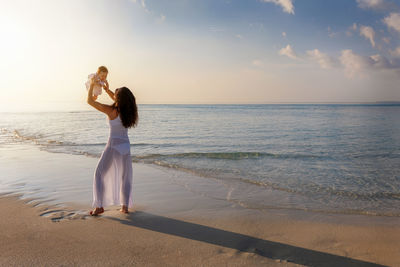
1,104,399,216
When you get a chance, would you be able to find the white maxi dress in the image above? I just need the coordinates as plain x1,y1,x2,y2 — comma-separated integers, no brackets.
92,114,134,208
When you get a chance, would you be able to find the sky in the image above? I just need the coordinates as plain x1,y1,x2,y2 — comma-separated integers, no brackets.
0,0,400,111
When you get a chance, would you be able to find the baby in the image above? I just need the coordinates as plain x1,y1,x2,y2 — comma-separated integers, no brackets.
85,66,108,100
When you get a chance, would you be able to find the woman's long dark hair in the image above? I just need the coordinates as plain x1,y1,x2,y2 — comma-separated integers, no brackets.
112,87,138,128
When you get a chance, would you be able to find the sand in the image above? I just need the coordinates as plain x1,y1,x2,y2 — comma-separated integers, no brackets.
0,144,399,266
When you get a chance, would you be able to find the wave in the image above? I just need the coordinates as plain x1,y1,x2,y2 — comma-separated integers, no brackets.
132,155,400,202
4,128,400,217
236,177,400,201
141,159,400,217
4,128,151,148
133,151,327,160
5,128,400,201
5,128,330,160
5,127,399,160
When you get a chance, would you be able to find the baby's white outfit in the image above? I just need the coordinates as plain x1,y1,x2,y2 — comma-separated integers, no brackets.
85,73,105,97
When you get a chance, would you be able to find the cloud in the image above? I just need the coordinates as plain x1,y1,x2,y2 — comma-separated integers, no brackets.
261,0,294,14
346,23,358,37
356,0,385,9
140,0,147,10
282,32,287,37
339,49,400,77
130,0,150,12
370,54,392,68
235,34,243,39
359,25,376,47
278,44,298,59
356,0,398,11
306,49,336,69
340,50,373,77
384,12,400,32
327,26,341,38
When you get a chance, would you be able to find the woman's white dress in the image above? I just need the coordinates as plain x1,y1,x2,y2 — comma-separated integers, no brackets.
92,114,134,208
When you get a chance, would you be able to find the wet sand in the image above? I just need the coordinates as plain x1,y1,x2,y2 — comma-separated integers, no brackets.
0,144,399,266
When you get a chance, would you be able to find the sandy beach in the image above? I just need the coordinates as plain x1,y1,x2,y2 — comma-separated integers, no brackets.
0,143,399,266
2,0,400,264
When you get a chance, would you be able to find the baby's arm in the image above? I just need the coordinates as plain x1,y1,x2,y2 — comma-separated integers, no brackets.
87,80,114,116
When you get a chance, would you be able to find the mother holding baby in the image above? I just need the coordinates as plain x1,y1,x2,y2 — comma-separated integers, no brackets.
86,66,138,216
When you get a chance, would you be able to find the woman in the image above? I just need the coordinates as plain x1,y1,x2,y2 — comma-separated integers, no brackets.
87,78,138,216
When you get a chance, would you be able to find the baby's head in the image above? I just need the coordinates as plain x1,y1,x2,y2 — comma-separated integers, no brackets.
96,66,108,81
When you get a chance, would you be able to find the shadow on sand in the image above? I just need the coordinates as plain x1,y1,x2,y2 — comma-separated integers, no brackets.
107,211,385,267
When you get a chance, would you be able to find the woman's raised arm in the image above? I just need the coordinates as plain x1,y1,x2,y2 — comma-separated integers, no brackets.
87,79,114,115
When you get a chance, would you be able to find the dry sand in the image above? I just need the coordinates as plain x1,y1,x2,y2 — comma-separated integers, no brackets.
1,192,399,266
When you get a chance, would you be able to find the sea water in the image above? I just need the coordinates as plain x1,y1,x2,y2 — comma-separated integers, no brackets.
1,104,399,216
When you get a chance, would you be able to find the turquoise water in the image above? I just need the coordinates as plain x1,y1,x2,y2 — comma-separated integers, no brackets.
1,104,400,216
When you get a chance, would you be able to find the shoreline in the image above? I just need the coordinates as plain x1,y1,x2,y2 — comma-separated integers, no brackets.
0,143,399,265
1,142,400,224
1,141,399,220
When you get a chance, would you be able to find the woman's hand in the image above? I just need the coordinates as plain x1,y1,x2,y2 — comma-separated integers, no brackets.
103,80,109,91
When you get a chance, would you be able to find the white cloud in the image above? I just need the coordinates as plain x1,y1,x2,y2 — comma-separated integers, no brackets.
356,0,397,10
261,0,294,14
235,34,243,39
359,25,376,47
278,44,298,59
356,0,385,9
339,49,372,77
282,32,287,37
384,13,400,32
339,49,400,77
306,49,335,69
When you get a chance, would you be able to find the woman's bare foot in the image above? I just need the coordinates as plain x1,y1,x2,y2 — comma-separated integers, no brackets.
120,205,129,214
89,207,104,216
